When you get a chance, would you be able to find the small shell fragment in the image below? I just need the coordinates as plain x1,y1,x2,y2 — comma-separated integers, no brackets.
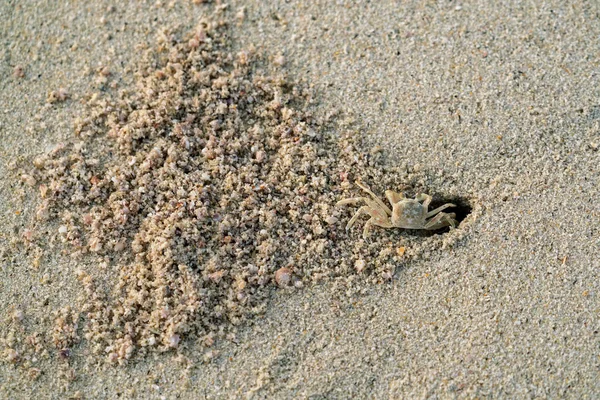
275,267,292,286
354,259,366,273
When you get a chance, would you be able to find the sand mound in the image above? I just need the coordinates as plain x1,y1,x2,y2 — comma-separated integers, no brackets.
27,13,478,363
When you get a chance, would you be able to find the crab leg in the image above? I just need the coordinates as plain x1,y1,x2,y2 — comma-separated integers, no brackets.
426,203,456,218
362,220,374,239
363,218,394,239
346,206,370,229
424,212,456,230
355,181,392,216
336,197,369,206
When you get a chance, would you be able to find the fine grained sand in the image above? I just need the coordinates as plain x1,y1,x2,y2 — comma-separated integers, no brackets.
1,1,599,399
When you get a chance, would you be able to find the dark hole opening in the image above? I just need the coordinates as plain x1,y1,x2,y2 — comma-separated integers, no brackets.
402,195,473,237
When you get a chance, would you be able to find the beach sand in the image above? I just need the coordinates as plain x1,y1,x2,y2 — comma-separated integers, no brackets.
1,1,599,398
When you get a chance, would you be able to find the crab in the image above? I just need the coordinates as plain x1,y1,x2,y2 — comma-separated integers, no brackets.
336,181,457,238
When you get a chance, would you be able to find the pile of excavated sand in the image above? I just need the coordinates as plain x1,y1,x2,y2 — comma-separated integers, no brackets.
25,15,478,363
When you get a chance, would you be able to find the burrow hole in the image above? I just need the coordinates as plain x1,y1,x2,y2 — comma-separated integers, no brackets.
404,194,474,237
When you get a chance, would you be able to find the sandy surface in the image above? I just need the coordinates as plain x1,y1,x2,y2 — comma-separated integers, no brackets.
1,1,599,399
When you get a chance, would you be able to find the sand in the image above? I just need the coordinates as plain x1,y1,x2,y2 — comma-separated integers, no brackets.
1,1,599,399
